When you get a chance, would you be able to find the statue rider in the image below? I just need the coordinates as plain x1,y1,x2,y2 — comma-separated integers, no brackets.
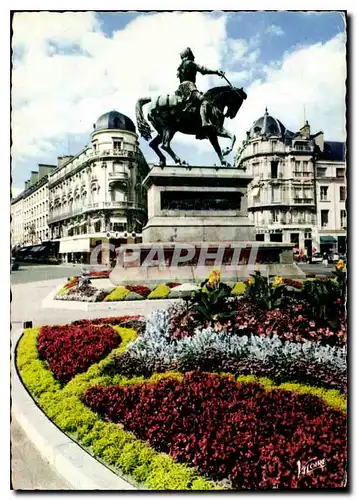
176,47,225,132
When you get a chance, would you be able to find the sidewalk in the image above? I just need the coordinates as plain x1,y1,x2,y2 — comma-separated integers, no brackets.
11,419,72,490
10,278,145,490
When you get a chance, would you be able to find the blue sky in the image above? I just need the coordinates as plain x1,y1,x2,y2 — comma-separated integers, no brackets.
12,11,346,192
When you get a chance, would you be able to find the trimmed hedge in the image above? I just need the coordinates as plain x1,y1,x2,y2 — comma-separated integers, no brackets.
104,286,129,302
148,285,171,300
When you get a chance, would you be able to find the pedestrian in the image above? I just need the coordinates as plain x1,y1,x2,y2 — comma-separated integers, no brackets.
322,252,328,267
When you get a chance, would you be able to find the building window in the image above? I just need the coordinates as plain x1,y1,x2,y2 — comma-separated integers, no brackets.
113,140,122,151
321,209,329,227
290,233,300,247
252,162,259,178
270,233,283,243
336,168,344,178
316,167,326,177
320,186,328,201
340,210,346,228
272,186,280,203
112,222,127,232
304,232,312,239
340,186,346,201
272,210,279,223
255,234,265,242
271,141,277,152
271,161,278,179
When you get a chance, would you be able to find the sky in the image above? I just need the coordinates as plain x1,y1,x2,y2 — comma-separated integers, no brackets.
11,10,346,193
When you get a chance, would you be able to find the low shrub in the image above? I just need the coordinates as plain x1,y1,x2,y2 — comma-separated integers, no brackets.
83,371,346,489
104,286,130,301
148,285,171,300
38,324,121,383
124,292,145,301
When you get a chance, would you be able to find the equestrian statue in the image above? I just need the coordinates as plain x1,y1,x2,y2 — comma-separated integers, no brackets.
135,47,247,167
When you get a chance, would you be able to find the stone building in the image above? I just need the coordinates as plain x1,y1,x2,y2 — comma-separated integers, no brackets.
11,164,56,248
235,109,346,256
315,141,346,255
47,110,149,264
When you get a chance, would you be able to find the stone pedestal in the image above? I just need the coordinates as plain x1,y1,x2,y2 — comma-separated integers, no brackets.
142,165,255,243
107,165,305,285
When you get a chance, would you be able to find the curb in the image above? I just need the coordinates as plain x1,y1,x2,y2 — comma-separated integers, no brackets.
11,329,136,490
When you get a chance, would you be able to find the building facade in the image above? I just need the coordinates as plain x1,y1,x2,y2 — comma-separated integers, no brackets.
11,164,56,248
315,142,346,255
47,110,149,264
235,109,346,256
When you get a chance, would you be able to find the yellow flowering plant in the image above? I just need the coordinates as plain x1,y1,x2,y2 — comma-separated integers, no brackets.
245,271,291,310
189,269,233,325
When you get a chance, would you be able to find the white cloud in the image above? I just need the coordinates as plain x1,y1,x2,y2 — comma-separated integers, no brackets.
265,24,285,37
229,32,346,150
11,12,346,178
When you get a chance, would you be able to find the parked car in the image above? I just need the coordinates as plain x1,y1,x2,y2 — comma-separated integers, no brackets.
11,257,19,271
328,252,340,263
310,252,323,264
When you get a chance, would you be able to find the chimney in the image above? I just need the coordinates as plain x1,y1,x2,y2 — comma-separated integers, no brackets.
38,164,56,179
57,155,74,168
29,171,39,186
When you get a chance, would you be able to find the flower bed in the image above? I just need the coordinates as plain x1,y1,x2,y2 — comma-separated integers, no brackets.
84,371,346,489
38,324,121,383
16,314,347,490
16,265,347,490
104,309,347,393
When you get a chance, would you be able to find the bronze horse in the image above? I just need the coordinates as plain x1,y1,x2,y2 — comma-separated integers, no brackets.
135,85,247,167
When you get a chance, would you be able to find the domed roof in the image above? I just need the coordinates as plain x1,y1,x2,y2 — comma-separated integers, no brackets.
248,108,286,139
94,110,136,133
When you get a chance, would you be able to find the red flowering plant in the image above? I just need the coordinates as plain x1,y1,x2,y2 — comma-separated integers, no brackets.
166,282,182,288
38,324,121,384
125,285,152,298
71,315,143,327
83,372,346,489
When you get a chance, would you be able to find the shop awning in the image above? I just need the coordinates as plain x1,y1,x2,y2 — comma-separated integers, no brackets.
91,218,101,223
59,238,91,253
320,236,337,243
110,217,127,223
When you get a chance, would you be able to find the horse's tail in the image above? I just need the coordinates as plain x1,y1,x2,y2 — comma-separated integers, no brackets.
135,97,152,141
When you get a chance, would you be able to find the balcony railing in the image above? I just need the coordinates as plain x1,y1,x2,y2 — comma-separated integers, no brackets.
49,149,137,185
48,200,145,224
108,171,129,180
293,198,314,204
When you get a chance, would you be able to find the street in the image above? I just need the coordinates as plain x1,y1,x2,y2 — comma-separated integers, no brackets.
299,262,335,275
10,262,335,287
11,263,85,285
